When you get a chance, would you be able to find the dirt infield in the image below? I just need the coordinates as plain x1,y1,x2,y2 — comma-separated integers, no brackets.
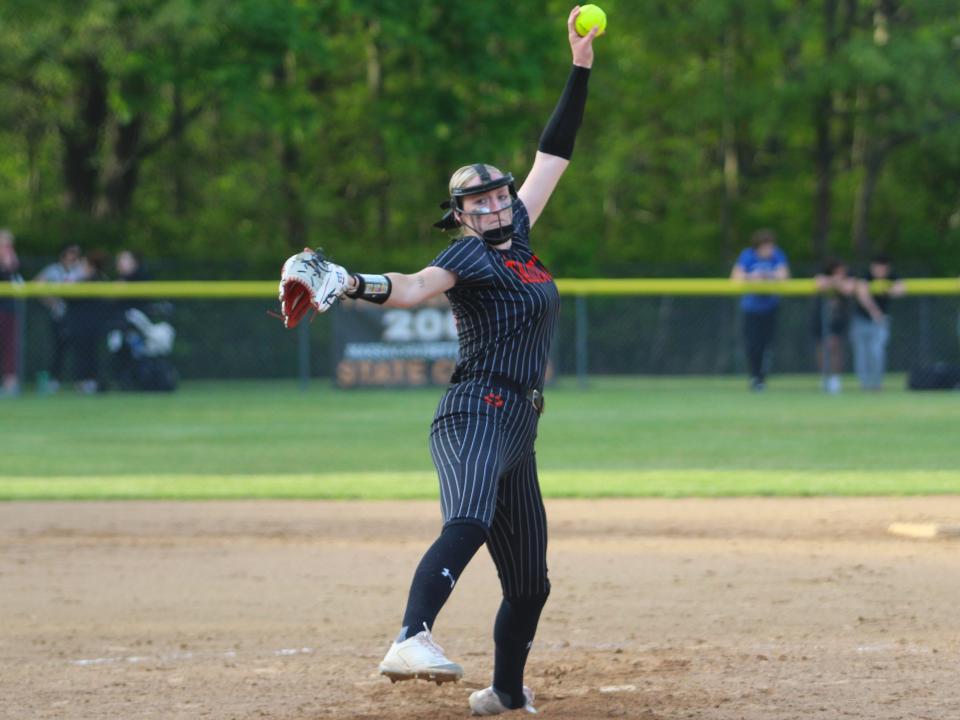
2,498,959,720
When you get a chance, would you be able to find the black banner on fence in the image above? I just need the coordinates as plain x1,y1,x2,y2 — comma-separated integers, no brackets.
332,299,459,387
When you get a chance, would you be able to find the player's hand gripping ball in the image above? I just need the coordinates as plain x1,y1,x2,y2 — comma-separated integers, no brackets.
575,4,607,37
278,249,350,328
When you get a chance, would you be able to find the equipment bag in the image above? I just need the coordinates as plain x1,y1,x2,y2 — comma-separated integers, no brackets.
908,362,960,391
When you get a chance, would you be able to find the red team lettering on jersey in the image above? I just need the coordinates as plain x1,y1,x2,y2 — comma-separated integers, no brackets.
504,256,553,284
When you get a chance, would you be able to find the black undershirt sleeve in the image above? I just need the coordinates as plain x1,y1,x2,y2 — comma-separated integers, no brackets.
537,65,591,160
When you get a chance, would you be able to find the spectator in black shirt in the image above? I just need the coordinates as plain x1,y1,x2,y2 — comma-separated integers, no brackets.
69,250,110,394
812,258,855,394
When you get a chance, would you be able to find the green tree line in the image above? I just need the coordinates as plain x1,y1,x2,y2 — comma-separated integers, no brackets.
1,0,958,277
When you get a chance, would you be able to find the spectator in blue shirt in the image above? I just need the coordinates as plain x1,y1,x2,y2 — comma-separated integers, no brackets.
731,229,791,391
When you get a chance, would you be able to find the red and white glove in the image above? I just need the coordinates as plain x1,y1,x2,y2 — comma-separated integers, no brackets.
278,250,350,328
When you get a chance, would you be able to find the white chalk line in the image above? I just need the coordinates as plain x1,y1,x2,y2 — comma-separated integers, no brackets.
70,647,314,667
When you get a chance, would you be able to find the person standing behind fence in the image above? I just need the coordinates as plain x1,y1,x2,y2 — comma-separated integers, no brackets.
812,258,855,394
68,250,110,395
35,243,84,392
113,249,152,318
0,229,23,397
851,253,905,391
115,249,150,285
731,229,791,391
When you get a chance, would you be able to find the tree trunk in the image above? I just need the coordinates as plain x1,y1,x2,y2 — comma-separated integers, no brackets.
851,0,894,260
836,0,859,172
25,125,43,221
366,19,389,238
852,146,885,261
812,0,838,262
812,97,833,262
60,58,108,213
104,115,144,217
172,81,187,217
281,135,306,249
275,53,307,249
719,23,739,261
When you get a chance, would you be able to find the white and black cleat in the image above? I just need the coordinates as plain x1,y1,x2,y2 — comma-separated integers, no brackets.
379,624,463,685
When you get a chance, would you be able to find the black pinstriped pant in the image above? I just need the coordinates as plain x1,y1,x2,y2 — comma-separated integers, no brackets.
430,379,549,598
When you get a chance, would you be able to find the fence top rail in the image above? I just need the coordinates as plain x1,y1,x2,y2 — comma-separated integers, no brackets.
1,278,958,298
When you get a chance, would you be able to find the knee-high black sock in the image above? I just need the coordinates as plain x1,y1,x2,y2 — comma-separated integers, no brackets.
492,590,550,708
398,521,487,641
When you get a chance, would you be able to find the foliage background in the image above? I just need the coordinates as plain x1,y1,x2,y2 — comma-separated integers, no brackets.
1,0,959,277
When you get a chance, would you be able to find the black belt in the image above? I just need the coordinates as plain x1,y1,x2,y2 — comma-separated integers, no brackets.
450,371,545,415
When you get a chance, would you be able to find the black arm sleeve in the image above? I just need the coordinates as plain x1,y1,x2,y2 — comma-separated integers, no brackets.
538,65,591,160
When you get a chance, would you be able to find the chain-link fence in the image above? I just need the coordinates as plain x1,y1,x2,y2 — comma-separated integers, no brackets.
1,281,959,395
558,293,960,376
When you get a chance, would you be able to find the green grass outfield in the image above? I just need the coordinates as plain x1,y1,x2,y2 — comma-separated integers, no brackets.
2,376,958,500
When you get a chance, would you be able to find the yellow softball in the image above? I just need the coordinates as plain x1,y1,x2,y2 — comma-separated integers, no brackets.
575,4,607,37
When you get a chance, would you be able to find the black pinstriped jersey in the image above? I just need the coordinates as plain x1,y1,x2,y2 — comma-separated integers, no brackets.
430,199,560,391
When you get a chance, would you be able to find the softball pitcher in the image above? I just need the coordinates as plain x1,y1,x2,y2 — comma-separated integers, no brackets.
279,7,599,714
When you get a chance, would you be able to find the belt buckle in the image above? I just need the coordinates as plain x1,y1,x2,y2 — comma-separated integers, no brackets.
529,389,544,415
